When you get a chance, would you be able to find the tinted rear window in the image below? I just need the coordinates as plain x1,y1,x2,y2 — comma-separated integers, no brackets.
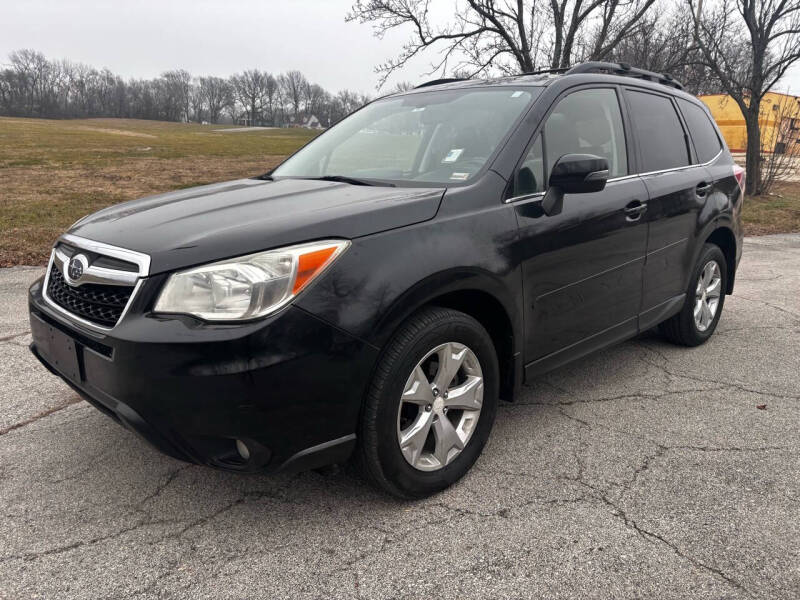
678,98,723,163
626,90,690,172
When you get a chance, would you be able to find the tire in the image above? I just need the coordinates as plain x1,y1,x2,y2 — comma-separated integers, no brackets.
358,306,499,499
660,243,728,346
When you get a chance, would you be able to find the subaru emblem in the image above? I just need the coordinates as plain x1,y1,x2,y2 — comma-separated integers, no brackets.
67,255,85,282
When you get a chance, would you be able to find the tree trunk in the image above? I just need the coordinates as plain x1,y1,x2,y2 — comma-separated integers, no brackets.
744,106,761,195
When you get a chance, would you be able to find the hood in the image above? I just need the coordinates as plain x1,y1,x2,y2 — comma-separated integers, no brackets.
69,178,445,274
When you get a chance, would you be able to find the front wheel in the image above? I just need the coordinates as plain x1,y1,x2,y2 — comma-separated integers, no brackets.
660,243,728,346
358,307,499,499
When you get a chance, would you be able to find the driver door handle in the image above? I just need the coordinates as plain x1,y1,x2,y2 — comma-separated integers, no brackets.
624,200,647,221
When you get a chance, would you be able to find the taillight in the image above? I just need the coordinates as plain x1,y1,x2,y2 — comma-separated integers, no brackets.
733,164,745,196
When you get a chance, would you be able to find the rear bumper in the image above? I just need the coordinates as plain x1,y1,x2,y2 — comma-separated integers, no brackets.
28,277,378,473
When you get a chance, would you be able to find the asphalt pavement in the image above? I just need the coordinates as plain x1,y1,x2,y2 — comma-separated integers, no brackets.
1,235,798,599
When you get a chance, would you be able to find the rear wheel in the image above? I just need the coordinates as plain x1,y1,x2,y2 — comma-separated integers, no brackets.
660,243,727,346
358,307,498,499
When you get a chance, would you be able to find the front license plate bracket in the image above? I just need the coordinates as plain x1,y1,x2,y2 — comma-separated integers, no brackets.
31,315,81,384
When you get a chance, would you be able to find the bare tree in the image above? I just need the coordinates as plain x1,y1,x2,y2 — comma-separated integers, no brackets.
160,70,192,122
189,80,204,122
7,49,60,116
230,69,270,125
347,0,658,86
690,0,800,194
603,8,724,95
280,70,309,121
0,48,371,126
329,89,365,124
391,81,415,92
263,73,280,124
198,76,232,123
303,83,328,118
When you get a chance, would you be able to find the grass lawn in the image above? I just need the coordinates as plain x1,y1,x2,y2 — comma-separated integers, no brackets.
743,182,800,236
0,117,317,266
1,116,798,266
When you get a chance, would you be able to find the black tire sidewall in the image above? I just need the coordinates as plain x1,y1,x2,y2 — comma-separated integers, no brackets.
371,313,498,498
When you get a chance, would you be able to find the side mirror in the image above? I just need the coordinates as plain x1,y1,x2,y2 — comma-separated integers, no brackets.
542,154,610,216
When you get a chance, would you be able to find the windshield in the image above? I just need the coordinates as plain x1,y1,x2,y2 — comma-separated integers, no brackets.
272,87,540,185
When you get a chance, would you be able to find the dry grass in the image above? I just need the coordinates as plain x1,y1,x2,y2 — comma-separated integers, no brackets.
0,117,317,266
744,182,800,236
2,116,799,266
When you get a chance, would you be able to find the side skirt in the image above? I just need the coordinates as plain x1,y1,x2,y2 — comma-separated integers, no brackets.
524,317,637,380
522,293,686,382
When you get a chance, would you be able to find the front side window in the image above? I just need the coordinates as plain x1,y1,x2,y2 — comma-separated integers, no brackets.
627,90,690,172
544,88,628,178
272,87,540,185
677,98,723,163
512,87,627,197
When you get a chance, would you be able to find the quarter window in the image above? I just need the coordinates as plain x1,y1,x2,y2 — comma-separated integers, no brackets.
677,98,723,163
515,135,544,196
627,90,690,172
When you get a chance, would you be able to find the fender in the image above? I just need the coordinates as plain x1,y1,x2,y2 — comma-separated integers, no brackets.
369,266,523,352
295,176,523,357
687,217,738,294
365,266,525,402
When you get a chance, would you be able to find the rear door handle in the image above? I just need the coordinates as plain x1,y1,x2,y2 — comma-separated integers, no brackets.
624,200,647,221
696,181,713,196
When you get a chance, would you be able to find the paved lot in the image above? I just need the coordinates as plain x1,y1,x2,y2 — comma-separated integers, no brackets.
1,235,799,599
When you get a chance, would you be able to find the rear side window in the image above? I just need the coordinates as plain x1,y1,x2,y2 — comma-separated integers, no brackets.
626,90,690,172
677,98,723,163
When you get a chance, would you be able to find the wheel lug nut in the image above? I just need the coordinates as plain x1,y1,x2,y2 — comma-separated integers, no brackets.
432,388,439,397
425,404,432,412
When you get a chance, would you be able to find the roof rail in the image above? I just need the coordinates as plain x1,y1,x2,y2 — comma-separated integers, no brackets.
415,78,468,89
521,67,570,76
565,61,684,90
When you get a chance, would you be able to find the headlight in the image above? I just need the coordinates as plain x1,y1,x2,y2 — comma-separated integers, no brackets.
153,240,349,321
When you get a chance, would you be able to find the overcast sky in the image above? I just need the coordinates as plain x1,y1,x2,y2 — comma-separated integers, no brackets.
2,0,800,95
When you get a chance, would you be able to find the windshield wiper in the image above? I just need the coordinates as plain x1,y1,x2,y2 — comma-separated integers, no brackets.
305,175,395,187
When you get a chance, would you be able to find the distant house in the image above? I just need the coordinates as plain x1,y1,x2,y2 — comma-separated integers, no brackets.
303,115,323,130
700,92,800,154
285,114,324,130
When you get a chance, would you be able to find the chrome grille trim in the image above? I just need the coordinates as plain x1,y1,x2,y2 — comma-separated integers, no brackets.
53,246,139,286
60,233,151,276
42,235,151,333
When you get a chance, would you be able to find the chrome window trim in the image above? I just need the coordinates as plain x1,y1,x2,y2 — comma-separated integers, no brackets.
42,235,150,333
631,147,723,179
504,148,723,204
505,191,545,203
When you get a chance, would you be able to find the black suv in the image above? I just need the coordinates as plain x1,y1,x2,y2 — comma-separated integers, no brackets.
29,62,744,498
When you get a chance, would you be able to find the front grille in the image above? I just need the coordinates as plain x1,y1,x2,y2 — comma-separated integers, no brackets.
46,265,134,327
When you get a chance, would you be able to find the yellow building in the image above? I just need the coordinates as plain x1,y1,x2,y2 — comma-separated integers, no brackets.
699,92,800,153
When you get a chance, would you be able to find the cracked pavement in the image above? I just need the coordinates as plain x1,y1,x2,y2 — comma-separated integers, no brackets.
1,235,799,599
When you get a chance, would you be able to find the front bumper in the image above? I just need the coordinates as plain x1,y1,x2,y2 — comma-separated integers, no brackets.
28,277,378,473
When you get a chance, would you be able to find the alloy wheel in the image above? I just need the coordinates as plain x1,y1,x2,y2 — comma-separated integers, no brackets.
694,260,722,332
396,342,484,471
